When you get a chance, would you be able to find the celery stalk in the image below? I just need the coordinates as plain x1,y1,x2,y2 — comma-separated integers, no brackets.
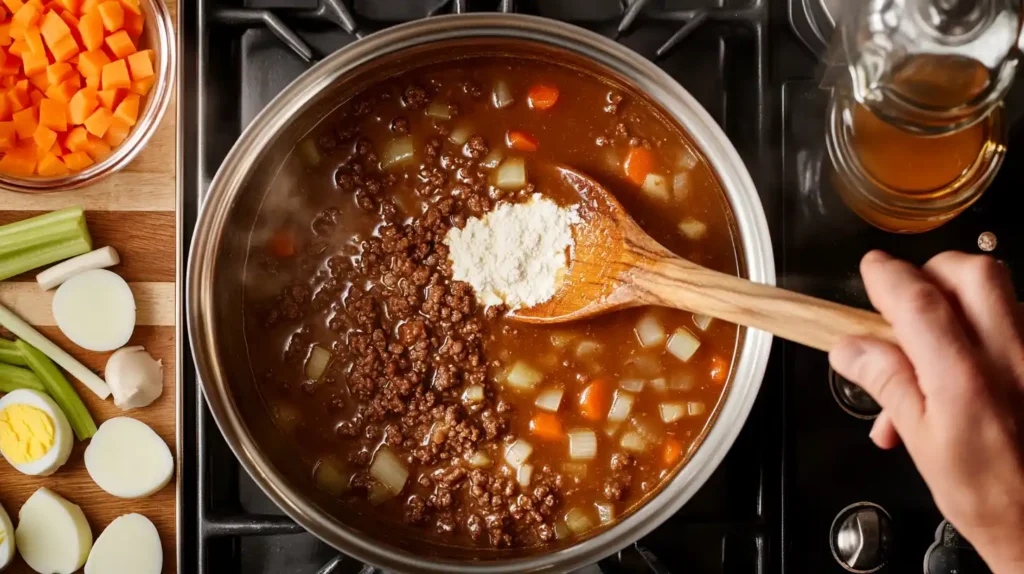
0,207,92,281
15,339,97,440
0,362,46,393
0,339,27,366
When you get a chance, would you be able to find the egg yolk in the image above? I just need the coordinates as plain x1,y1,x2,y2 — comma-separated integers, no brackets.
0,404,55,465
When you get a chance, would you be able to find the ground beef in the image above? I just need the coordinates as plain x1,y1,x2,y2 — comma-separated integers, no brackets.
403,84,428,109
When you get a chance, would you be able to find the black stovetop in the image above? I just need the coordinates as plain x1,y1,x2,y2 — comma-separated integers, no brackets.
178,1,1021,573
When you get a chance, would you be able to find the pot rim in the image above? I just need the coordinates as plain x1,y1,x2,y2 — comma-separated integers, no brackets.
187,13,775,573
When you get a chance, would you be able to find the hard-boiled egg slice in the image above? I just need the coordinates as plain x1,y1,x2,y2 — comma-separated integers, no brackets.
15,488,92,574
84,417,173,499
0,501,14,571
0,389,73,476
52,269,136,352
84,513,162,574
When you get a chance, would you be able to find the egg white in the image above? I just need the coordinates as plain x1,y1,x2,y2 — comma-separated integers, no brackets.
0,389,73,476
0,501,14,571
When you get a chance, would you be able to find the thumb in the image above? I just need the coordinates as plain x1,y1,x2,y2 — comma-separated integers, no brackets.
829,337,925,441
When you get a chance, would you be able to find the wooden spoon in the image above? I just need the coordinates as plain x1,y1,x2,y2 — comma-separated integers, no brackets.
508,165,895,352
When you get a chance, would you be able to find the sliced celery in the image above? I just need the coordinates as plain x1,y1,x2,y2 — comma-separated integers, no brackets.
0,339,27,366
15,339,97,440
0,362,46,393
0,207,92,281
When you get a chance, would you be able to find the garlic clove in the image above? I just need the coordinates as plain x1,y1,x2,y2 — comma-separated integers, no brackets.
104,346,163,411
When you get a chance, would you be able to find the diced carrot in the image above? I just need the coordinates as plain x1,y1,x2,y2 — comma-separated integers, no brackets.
44,76,74,101
126,48,152,80
122,7,140,41
38,97,65,130
32,122,56,150
23,26,44,55
48,138,62,156
6,85,29,111
0,146,35,175
76,48,108,76
100,57,128,89
78,0,100,13
63,122,86,149
527,84,559,111
11,105,35,138
0,23,11,47
111,90,134,124
0,121,16,148
128,73,151,95
8,39,27,56
64,72,80,88
26,0,43,9
624,146,654,185
46,61,73,84
27,72,49,92
82,132,108,159
11,4,41,31
82,104,109,135
117,0,138,15
0,96,9,121
95,86,118,108
35,151,67,175
58,9,79,30
662,437,683,466
28,87,42,104
96,0,122,32
101,113,125,145
77,11,102,50
84,73,98,89
20,48,46,76
56,0,78,12
709,355,729,384
40,10,70,49
529,412,565,441
67,86,96,124
578,379,612,421
2,0,25,13
60,148,90,169
267,228,296,257
49,33,77,62
506,130,538,152
103,28,133,58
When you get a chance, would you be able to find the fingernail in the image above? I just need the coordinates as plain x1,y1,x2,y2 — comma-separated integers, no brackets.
829,339,866,374
863,250,891,265
869,415,885,442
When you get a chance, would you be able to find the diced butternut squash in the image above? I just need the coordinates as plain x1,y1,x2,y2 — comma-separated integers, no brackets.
2,0,25,14
45,60,72,84
111,89,133,124
55,0,78,12
99,56,126,89
11,4,40,31
57,8,77,29
48,32,77,61
67,85,95,123
103,27,132,58
0,120,16,148
96,0,121,32
11,105,35,137
125,46,151,79
63,122,85,149
44,75,74,101
117,0,138,15
76,10,100,49
0,146,35,174
60,148,89,169
20,48,45,75
26,72,47,91
79,0,100,15
128,73,150,95
32,122,55,149
23,25,43,54
82,131,106,158
82,103,107,135
5,84,28,111
7,38,25,55
35,151,67,175
101,113,125,145
37,96,64,130
27,86,41,104
39,9,69,48
95,85,117,107
83,72,97,88
75,47,106,75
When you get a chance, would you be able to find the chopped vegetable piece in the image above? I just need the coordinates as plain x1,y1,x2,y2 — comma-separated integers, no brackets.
666,327,701,362
568,428,597,460
461,384,484,403
671,371,696,391
15,488,92,574
659,402,686,423
494,156,526,189
517,463,533,487
77,12,103,50
83,105,111,136
83,513,162,574
62,150,92,170
641,173,670,201
103,29,134,58
672,172,689,199
100,58,129,90
38,97,66,130
505,360,542,389
305,345,332,381
595,501,615,524
0,206,92,282
506,130,537,151
479,148,502,169
0,362,45,391
662,437,683,466
635,314,666,348
468,450,492,468
97,0,123,32
687,401,707,416
381,136,414,169
561,461,588,478
624,146,653,185
295,137,319,167
565,507,594,534
709,355,729,384
52,269,136,352
369,445,408,495
618,378,644,392
424,100,451,120
77,49,110,78
15,339,97,439
575,340,601,358
526,84,559,110
266,228,295,257
534,388,563,412
491,79,513,108
693,313,713,331
504,438,532,468
578,379,611,421
529,412,564,441
314,458,350,496
84,417,173,498
620,431,646,453
68,87,98,124
678,218,708,240
607,391,634,422
554,521,570,540
126,49,153,79
367,480,393,505
448,124,471,145
650,377,667,391
0,339,28,366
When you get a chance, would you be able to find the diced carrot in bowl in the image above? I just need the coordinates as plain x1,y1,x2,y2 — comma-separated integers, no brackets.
99,57,126,89
60,148,89,169
35,151,66,175
103,27,131,57
67,85,96,123
96,1,121,32
82,103,107,135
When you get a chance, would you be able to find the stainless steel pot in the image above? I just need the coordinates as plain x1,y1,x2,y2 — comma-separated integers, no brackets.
187,13,775,573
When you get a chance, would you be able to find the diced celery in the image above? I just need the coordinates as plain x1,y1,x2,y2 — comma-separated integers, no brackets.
15,340,97,440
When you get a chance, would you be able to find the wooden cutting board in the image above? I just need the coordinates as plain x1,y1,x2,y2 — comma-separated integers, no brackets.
0,2,178,572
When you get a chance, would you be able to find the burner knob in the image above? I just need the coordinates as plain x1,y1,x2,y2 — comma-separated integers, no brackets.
924,520,992,574
830,503,892,573
830,368,882,419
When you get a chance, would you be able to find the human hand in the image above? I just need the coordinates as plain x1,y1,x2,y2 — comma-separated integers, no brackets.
829,250,1024,574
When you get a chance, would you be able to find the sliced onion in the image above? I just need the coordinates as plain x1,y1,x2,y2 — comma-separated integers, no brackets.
595,502,615,524
517,463,534,487
382,136,415,169
297,138,321,167
505,439,533,468
568,429,597,460
565,507,595,534
506,361,542,389
535,388,564,412
671,371,696,391
666,327,701,362
305,345,332,381
641,173,670,201
495,157,527,190
314,458,350,496
659,402,686,423
492,80,514,109
449,124,472,145
693,314,713,331
672,172,690,199
554,521,570,540
426,100,452,120
462,385,485,403
369,445,409,495
688,401,707,416
607,391,634,422
575,340,602,358
635,314,666,348
480,148,503,170
468,451,492,468
561,462,588,478
620,431,647,453
650,377,667,392
678,218,708,240
368,480,394,505
618,378,645,393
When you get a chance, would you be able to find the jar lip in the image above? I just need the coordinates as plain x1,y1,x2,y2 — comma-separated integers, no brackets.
825,88,1007,221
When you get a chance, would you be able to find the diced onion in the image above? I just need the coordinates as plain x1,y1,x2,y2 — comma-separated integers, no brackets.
575,340,602,358
688,401,707,416
672,172,690,199
297,138,321,167
369,445,409,495
462,385,485,403
604,423,621,437
368,480,394,505
620,431,647,453
565,507,595,534
659,402,686,423
641,173,670,201
679,146,699,170
549,332,575,348
627,354,660,377
506,361,542,389
480,149,503,170
554,521,570,540
666,327,701,362
650,377,667,392
678,218,708,240
534,388,564,412
607,391,634,422
492,80,514,109
693,314,713,331
517,463,533,487
469,451,492,468
595,502,615,524
495,157,527,190
561,462,588,478
305,345,332,381
671,371,696,391
505,439,533,469
382,136,415,169
449,124,472,145
568,429,598,460
314,458,350,496
426,101,452,120
632,417,661,442
635,314,666,348
619,378,645,393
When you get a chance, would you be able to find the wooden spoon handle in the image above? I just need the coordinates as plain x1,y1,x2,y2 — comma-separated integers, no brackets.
633,256,896,352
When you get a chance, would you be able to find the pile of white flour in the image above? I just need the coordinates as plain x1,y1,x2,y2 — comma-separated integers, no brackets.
444,194,579,309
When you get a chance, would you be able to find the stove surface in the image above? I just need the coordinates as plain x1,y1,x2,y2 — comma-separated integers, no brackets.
179,1,1019,573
